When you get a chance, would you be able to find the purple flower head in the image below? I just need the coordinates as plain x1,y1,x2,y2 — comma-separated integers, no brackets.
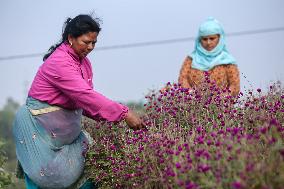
279,149,284,158
183,143,189,148
196,136,204,144
197,164,211,173
110,145,116,151
259,127,267,134
227,144,232,151
177,179,184,187
269,118,278,126
245,163,254,172
231,181,244,189
175,162,182,169
165,168,176,177
210,131,217,137
196,126,203,133
218,129,224,135
194,149,204,158
185,181,198,189
231,127,240,136
207,139,213,146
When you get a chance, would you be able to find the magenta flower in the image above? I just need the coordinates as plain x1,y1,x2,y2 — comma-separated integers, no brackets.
175,162,181,169
231,181,243,189
110,145,116,151
279,149,284,158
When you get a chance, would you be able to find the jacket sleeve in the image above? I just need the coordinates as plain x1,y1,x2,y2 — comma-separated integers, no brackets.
178,57,191,88
42,60,129,122
226,64,240,96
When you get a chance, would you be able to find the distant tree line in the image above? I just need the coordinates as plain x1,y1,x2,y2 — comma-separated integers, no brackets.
0,98,19,188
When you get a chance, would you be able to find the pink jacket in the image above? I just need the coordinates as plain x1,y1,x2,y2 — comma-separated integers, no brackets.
28,43,128,122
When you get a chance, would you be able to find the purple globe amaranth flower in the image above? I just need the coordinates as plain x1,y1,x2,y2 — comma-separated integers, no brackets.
203,151,211,160
196,136,204,144
183,143,190,149
185,181,198,189
217,113,223,119
279,149,284,158
227,144,232,151
218,129,224,135
246,133,254,140
259,126,267,134
175,162,182,169
269,137,277,144
159,158,165,164
227,156,234,161
269,118,278,125
206,139,213,146
231,181,244,189
177,179,184,187
175,151,180,156
196,126,203,133
110,145,116,151
197,164,211,173
245,163,254,172
194,149,204,158
215,140,222,147
138,146,144,152
210,131,217,137
215,152,222,160
187,157,193,164
167,149,174,155
165,170,176,177
231,127,240,136
177,145,183,152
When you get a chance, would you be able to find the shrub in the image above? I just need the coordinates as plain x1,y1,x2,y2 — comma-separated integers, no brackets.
0,140,12,188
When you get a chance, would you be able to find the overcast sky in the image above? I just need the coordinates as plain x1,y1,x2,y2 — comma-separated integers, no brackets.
0,0,284,108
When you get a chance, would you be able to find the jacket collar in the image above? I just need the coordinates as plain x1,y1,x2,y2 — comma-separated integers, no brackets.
62,42,82,64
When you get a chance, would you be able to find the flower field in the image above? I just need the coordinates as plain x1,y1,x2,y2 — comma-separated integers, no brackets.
84,76,284,189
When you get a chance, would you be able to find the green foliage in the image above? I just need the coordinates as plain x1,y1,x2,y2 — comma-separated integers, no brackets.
0,98,21,188
0,98,19,161
0,140,12,188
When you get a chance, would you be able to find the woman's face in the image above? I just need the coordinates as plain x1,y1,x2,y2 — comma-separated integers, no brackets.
200,34,220,51
68,32,98,59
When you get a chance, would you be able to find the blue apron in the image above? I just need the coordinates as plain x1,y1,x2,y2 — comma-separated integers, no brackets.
13,97,90,188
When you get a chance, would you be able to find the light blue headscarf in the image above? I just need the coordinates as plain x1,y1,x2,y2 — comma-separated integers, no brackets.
191,17,236,71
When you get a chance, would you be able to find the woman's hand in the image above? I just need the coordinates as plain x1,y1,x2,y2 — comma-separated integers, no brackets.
124,110,145,130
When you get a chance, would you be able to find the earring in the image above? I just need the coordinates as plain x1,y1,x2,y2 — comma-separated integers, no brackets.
69,41,73,47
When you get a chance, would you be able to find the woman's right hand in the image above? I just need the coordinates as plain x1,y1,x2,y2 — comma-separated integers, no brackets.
124,110,145,130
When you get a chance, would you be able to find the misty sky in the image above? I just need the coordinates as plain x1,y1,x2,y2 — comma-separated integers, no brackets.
0,0,284,108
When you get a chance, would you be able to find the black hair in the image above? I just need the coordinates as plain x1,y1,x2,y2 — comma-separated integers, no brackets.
43,14,101,61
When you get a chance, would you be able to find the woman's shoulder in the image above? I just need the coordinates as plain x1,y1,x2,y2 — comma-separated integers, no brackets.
223,63,239,69
46,47,80,67
182,56,192,66
40,49,81,77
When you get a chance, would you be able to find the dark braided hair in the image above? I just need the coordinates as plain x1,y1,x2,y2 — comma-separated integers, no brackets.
43,14,101,61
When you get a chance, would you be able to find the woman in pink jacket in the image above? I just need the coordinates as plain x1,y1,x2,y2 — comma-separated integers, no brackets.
13,14,144,189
